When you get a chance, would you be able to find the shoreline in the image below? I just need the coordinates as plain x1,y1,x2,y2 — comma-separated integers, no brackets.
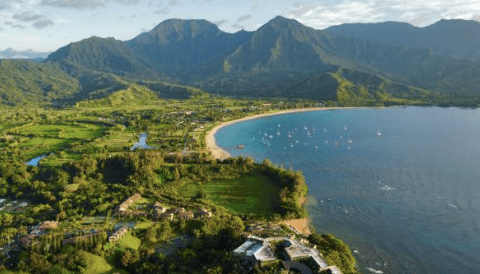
205,106,371,236
205,107,359,160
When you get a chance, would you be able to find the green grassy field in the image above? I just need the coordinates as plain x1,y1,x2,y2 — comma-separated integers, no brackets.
79,251,128,274
102,130,137,151
5,123,107,160
202,173,280,216
19,138,73,159
17,123,104,139
40,152,83,166
118,232,142,250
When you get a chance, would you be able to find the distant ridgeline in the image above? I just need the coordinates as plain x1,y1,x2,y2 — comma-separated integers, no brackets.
4,16,480,106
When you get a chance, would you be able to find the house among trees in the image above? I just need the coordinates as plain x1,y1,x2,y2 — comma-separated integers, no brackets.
31,221,59,236
117,193,142,213
109,226,128,243
153,202,167,220
20,234,36,249
160,212,174,221
173,207,185,214
178,210,194,220
196,208,212,219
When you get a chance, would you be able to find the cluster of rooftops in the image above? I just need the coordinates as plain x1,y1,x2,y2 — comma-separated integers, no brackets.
234,235,343,274
117,193,213,221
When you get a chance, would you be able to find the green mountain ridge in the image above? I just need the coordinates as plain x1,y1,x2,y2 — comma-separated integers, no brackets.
326,19,480,61
3,16,480,106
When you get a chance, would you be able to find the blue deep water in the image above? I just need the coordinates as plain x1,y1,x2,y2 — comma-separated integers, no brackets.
215,107,480,274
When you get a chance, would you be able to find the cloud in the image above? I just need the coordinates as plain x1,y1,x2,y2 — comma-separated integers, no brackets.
289,6,315,17
214,19,227,27
236,15,252,22
13,11,44,22
33,18,54,29
113,0,140,4
40,0,140,9
41,0,105,9
231,23,244,29
12,23,27,29
287,0,480,29
3,21,27,29
155,7,170,15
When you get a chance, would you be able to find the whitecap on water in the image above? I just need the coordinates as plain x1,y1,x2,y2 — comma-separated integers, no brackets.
366,267,384,274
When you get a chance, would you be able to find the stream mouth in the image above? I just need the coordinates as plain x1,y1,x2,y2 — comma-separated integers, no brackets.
131,133,155,150
26,155,47,166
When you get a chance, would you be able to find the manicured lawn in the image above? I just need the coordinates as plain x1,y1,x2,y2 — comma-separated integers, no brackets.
17,123,104,139
135,221,155,229
78,250,116,274
203,173,280,216
118,232,142,250
19,138,73,159
179,182,202,198
77,251,129,274
102,130,137,151
40,152,82,166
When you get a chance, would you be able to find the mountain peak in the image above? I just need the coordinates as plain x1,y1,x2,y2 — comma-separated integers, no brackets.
266,15,301,26
148,18,221,40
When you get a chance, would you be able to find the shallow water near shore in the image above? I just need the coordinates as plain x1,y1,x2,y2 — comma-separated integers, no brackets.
215,106,480,274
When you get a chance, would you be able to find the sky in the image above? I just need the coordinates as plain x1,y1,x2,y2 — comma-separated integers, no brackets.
1,0,480,52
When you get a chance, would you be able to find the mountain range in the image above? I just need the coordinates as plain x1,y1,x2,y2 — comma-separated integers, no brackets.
3,16,480,106
0,48,50,60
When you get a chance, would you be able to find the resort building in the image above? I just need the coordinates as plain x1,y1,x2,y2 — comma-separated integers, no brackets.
173,207,185,214
153,202,167,220
179,210,194,220
109,226,128,243
196,208,212,219
283,239,328,270
161,212,174,221
234,236,336,273
233,236,277,266
117,193,142,213
31,221,59,236
320,266,343,274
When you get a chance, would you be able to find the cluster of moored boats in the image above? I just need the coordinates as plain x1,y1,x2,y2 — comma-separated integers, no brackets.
252,123,382,150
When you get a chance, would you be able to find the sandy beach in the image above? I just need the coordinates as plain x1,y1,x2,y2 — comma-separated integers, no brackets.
205,107,356,160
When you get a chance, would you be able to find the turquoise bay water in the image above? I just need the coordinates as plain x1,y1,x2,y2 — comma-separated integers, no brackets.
215,107,480,274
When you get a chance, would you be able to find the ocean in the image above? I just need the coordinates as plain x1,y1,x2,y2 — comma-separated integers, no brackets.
214,106,480,274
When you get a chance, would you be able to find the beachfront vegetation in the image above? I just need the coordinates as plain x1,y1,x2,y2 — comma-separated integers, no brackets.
308,233,357,274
